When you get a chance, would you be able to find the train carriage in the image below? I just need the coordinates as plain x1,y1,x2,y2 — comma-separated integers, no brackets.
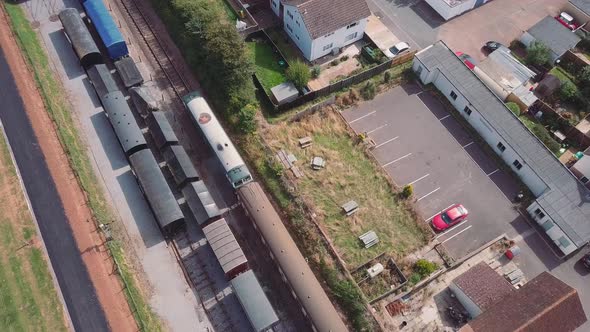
58,8,103,69
183,91,252,188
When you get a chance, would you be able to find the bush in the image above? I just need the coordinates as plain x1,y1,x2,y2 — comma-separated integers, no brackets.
383,71,392,83
286,60,311,90
560,80,580,103
311,65,321,79
237,104,257,134
401,184,413,199
360,81,376,100
580,66,590,85
526,41,551,67
531,123,562,155
154,0,255,121
506,102,521,116
341,55,349,61
331,58,340,66
408,273,422,285
414,259,438,277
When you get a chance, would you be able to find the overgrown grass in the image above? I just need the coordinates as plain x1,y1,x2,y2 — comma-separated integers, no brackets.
266,27,302,64
0,125,66,331
3,3,161,330
248,41,287,94
264,110,428,267
219,0,237,22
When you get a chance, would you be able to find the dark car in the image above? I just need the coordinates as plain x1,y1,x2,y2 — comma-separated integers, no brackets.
484,41,505,52
582,253,590,269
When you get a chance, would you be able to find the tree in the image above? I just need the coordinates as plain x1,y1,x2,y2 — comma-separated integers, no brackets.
414,259,438,277
580,66,590,85
237,104,257,134
401,184,413,199
505,102,521,116
286,60,311,90
526,41,551,67
560,80,579,103
360,81,376,100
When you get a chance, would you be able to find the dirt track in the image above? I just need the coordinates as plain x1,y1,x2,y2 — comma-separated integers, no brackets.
0,8,136,332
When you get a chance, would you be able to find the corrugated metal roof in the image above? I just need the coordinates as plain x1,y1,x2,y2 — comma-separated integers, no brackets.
416,41,590,247
164,145,199,188
231,270,278,332
129,149,184,231
181,180,221,224
202,219,247,275
148,111,178,150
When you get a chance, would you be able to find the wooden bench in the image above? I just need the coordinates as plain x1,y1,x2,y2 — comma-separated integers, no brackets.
342,200,359,216
299,136,312,149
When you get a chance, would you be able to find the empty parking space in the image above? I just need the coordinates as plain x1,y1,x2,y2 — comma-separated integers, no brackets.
342,84,522,259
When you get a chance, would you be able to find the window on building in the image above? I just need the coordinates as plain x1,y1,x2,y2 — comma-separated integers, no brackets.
450,91,458,100
581,176,589,183
513,159,523,170
346,22,358,29
534,208,541,215
272,0,277,7
538,212,546,219
287,10,293,19
296,35,300,40
416,66,423,76
497,142,506,152
323,43,333,51
344,32,358,42
542,220,554,231
286,24,293,33
463,106,472,116
296,20,300,26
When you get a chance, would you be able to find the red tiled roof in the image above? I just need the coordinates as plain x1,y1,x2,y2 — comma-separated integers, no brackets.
462,272,587,332
283,0,371,39
452,262,515,312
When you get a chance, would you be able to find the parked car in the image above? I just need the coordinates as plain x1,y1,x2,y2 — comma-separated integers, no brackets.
483,41,508,53
581,253,590,269
455,51,477,70
431,204,469,231
555,12,579,30
384,42,410,58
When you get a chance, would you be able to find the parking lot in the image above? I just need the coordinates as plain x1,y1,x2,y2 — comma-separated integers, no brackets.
367,0,567,60
342,84,524,259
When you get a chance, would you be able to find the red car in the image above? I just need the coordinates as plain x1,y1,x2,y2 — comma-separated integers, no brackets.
432,204,469,231
555,12,579,30
455,52,476,70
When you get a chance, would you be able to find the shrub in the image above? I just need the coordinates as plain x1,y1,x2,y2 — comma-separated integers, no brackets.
341,55,349,61
580,66,590,85
311,65,321,79
360,81,376,100
401,184,413,199
414,259,438,277
383,70,392,83
331,58,340,66
506,102,521,116
408,273,422,285
286,60,311,90
526,41,551,67
531,123,562,155
560,80,580,103
237,104,257,134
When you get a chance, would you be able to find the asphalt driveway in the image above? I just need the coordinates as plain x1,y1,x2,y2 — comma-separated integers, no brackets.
342,84,523,259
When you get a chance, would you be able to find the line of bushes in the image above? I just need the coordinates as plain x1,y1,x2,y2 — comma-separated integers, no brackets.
149,0,256,133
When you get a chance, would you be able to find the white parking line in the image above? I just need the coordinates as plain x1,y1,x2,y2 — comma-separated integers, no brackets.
417,187,440,202
424,203,456,222
487,169,499,176
439,114,451,121
434,221,471,239
349,111,376,124
462,141,474,148
407,173,430,186
441,225,473,244
383,153,412,167
367,124,388,134
375,136,399,149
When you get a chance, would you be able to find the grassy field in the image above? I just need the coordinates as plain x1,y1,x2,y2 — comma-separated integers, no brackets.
264,109,429,268
0,126,67,331
248,40,287,94
3,3,161,331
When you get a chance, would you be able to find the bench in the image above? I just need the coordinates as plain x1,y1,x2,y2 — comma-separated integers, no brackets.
342,200,359,216
299,136,312,149
359,231,379,248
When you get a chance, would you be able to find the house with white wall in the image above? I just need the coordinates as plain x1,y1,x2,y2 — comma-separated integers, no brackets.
269,0,370,61
413,41,590,256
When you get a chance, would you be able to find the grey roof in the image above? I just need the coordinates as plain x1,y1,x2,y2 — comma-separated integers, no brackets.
283,0,370,39
114,57,144,88
482,48,535,88
453,262,515,311
164,145,199,188
58,8,102,69
129,149,184,231
571,0,590,16
87,64,119,100
181,180,221,224
416,41,590,247
526,16,581,58
202,219,247,275
231,270,278,332
102,91,147,156
147,111,179,150
270,82,298,103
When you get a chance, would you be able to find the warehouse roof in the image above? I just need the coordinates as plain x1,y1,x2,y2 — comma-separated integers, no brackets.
415,41,590,247
452,262,515,312
231,270,278,332
461,272,587,332
526,16,581,58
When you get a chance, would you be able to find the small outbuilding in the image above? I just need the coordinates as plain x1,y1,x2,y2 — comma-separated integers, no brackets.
519,16,581,63
270,82,299,105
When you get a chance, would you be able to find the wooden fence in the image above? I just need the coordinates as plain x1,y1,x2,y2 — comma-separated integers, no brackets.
531,100,590,149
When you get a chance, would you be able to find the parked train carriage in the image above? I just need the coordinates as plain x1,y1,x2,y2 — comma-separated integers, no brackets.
230,270,279,332
87,64,119,101
201,218,248,279
181,180,221,225
129,149,185,233
148,111,179,150
163,145,199,188
102,91,147,156
182,91,252,188
237,182,348,332
83,0,129,60
58,8,103,68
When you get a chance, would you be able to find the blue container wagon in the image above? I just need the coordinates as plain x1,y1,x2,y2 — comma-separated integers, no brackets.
83,0,129,60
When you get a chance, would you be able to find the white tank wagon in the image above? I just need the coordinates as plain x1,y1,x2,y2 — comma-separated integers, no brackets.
182,91,252,188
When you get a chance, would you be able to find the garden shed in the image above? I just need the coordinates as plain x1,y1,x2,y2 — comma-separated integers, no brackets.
270,82,298,105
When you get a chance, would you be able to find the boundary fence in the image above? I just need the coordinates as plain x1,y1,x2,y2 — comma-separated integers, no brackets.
531,100,590,149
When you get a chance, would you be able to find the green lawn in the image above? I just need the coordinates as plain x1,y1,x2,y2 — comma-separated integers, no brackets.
247,41,287,94
550,66,576,84
3,3,161,330
266,27,301,64
265,110,429,268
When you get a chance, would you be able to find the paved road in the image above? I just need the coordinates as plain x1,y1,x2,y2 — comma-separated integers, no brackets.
0,47,108,331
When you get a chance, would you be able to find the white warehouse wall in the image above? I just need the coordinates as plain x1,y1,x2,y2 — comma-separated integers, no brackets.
449,282,482,318
526,202,577,255
425,0,476,20
309,18,367,61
